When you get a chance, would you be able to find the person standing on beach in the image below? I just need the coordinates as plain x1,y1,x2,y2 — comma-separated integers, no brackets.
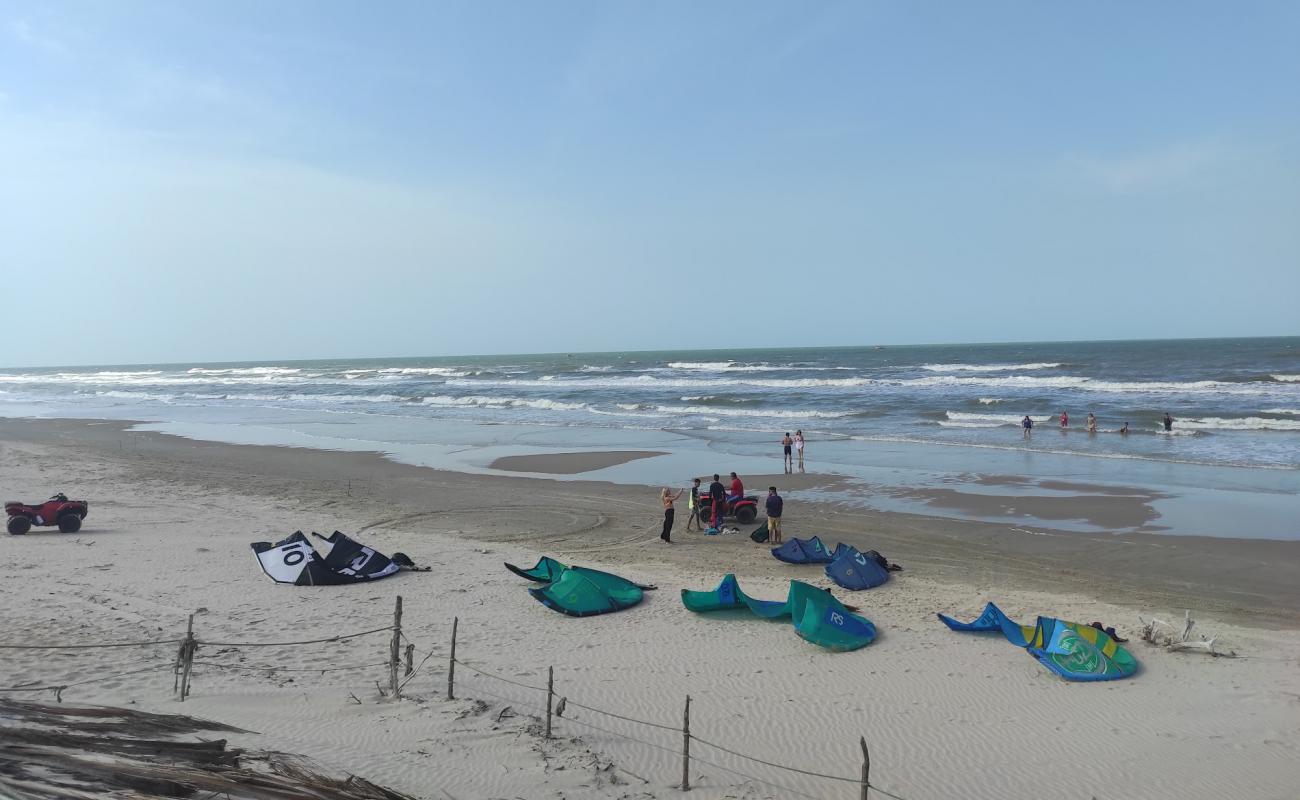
765,487,784,545
1059,411,1069,429
686,477,702,531
1164,412,1175,432
708,474,726,529
1022,415,1033,439
794,430,805,471
1087,413,1097,433
781,432,793,472
660,487,683,543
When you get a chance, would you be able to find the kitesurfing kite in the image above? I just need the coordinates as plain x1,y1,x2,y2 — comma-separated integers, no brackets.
506,557,656,617
682,574,877,651
938,602,1138,681
251,531,420,586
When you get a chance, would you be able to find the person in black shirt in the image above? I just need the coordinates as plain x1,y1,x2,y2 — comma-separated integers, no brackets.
708,474,726,529
765,487,784,544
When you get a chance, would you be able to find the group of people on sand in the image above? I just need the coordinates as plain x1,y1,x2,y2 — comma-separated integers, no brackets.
1021,411,1175,439
659,471,784,545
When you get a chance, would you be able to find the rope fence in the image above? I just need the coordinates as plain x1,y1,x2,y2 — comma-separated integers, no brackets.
0,600,918,799
441,616,914,800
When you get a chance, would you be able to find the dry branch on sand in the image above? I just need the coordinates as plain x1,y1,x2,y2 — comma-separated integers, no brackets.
1138,610,1236,657
0,699,414,800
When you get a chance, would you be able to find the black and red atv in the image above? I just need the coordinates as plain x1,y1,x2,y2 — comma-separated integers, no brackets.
6,493,89,535
697,493,759,525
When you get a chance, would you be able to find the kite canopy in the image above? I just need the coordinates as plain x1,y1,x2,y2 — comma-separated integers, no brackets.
825,545,891,591
505,556,568,583
939,602,1139,682
793,586,878,652
529,566,646,617
771,536,834,564
681,573,749,613
250,531,404,586
682,577,877,651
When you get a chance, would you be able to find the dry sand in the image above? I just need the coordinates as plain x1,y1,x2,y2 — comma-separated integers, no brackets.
1,418,1298,800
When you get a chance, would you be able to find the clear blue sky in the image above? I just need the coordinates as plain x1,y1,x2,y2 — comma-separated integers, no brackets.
2,1,1297,367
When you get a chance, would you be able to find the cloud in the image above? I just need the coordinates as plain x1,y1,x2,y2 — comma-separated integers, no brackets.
1067,141,1225,192
9,19,68,55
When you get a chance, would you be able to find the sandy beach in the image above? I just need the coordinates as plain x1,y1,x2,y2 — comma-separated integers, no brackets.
2,417,1299,799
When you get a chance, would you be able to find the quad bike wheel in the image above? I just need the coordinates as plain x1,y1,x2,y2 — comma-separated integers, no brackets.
58,514,82,533
7,516,31,535
735,505,757,524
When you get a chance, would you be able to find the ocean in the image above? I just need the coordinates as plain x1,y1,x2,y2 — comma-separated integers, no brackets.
3,337,1298,538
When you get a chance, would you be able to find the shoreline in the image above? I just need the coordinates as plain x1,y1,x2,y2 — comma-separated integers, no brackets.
4,416,1298,627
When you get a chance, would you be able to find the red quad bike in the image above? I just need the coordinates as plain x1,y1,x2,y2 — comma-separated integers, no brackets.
697,494,759,525
6,493,89,535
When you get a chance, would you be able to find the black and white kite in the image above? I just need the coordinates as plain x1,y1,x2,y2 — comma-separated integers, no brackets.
250,530,417,585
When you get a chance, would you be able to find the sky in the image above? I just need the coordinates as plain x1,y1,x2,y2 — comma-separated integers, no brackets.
1,1,1297,367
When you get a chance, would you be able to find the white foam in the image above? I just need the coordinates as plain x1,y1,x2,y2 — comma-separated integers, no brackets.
978,398,1005,404
1262,408,1300,416
656,405,852,419
448,376,878,389
376,367,469,376
921,362,1062,372
1272,374,1300,382
1176,416,1300,431
946,411,1052,425
903,375,1278,395
94,390,175,403
419,395,587,412
187,367,302,376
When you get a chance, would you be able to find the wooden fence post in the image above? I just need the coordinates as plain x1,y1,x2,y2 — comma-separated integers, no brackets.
681,695,691,791
860,737,870,800
546,666,554,738
405,644,414,676
389,596,403,699
446,617,458,700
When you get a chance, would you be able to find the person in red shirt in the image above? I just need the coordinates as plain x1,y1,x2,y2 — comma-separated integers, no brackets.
728,472,744,503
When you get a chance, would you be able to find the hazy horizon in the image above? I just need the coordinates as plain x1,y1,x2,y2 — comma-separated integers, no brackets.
3,333,1297,371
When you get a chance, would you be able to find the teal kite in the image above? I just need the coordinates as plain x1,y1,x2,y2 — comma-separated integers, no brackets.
681,573,749,613
938,602,1138,681
511,559,656,617
504,556,567,583
682,576,877,652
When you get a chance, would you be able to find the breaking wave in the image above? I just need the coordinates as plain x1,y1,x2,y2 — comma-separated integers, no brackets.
921,362,1062,372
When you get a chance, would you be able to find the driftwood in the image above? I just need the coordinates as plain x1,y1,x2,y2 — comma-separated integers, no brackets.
0,699,416,799
1138,610,1236,658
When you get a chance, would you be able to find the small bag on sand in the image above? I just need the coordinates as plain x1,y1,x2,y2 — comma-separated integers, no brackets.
750,521,769,543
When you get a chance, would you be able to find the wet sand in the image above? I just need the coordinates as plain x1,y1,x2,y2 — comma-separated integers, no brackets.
4,417,1298,627
491,449,667,474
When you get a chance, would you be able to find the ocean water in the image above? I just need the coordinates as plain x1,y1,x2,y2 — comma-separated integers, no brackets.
3,337,1298,469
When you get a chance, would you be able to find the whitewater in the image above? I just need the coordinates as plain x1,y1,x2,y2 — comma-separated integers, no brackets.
2,337,1298,469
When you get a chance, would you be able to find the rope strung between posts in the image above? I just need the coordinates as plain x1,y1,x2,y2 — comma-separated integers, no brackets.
0,637,179,650
563,698,679,732
459,673,829,800
460,676,684,761
452,658,547,693
452,655,916,799
0,663,170,699
689,732,860,784
195,626,393,648
189,660,390,671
